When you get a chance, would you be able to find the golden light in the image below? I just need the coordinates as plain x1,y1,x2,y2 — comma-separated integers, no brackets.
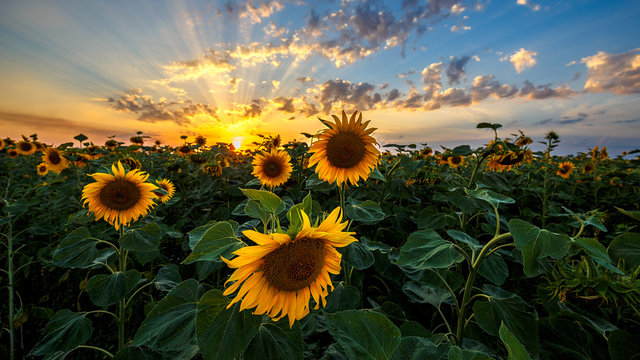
232,137,244,150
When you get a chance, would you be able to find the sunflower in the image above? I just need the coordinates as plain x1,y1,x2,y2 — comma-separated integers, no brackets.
582,162,594,174
515,136,533,147
120,157,141,170
556,162,574,179
252,149,293,188
176,145,193,157
105,139,118,150
154,139,162,146
590,146,599,159
43,148,69,172
420,146,433,158
130,136,144,145
599,146,609,160
447,155,464,168
203,163,223,177
37,163,49,176
222,207,356,327
154,179,176,203
0,139,5,149
308,111,380,186
82,161,158,230
16,141,36,155
195,135,207,147
8,149,19,158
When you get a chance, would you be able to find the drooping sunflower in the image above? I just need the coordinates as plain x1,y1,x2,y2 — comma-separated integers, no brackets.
154,179,176,203
82,161,158,230
176,145,193,157
120,157,141,170
195,135,207,147
105,139,119,150
43,148,69,172
203,163,223,177
493,150,533,172
582,162,594,174
447,155,465,168
599,146,609,160
130,136,144,145
252,149,293,188
8,149,19,158
16,141,36,155
420,146,433,158
222,207,357,327
37,163,49,176
308,111,380,186
556,162,574,179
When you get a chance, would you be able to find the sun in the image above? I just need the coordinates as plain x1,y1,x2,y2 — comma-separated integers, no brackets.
232,137,244,150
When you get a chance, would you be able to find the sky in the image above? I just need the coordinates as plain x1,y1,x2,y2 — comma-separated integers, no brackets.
1,0,639,154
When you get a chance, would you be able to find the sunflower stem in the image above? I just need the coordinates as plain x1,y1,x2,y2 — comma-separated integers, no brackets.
118,226,126,352
338,183,347,222
5,202,15,360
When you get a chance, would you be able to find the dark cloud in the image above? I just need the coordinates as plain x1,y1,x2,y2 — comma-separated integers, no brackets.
557,112,588,125
446,55,471,85
519,81,575,99
387,88,401,101
613,117,640,124
536,118,553,125
0,111,114,135
393,87,424,109
272,96,295,113
593,109,607,115
108,89,218,125
242,99,264,118
470,75,518,102
316,79,382,113
582,48,640,94
296,76,313,85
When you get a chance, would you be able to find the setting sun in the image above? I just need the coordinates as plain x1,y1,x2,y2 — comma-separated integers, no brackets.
232,137,244,150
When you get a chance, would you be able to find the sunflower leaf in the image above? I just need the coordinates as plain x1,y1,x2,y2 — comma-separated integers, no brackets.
499,322,533,360
86,270,144,306
30,310,93,356
51,227,100,268
184,221,244,264
119,222,162,252
240,188,285,214
509,219,571,277
389,336,448,360
346,199,385,225
396,230,465,270
245,319,304,360
608,232,640,270
195,289,262,360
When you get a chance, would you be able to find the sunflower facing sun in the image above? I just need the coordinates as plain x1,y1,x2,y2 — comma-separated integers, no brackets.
154,178,176,203
42,148,69,173
252,149,293,188
557,162,575,179
82,161,158,230
222,207,356,328
308,110,380,186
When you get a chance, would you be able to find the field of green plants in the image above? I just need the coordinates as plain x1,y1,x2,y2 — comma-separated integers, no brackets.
2,117,640,360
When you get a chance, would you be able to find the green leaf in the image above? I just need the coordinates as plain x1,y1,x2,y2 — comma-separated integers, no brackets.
370,168,386,182
325,283,361,312
195,289,262,360
342,240,375,270
346,199,385,225
608,330,640,360
472,285,539,354
615,207,640,222
245,320,304,360
451,145,473,156
447,346,492,360
417,211,457,230
188,220,218,249
402,281,453,306
561,207,607,232
245,199,270,223
154,264,182,291
390,337,448,360
240,188,285,214
509,219,571,277
499,322,533,360
113,347,162,360
287,192,313,238
478,254,509,285
86,270,143,306
184,221,244,264
465,188,514,209
131,279,199,351
30,310,93,356
51,227,99,268
74,133,88,142
573,237,623,274
326,310,402,360
396,230,464,270
120,223,162,252
608,233,640,270
476,122,502,130
447,230,482,251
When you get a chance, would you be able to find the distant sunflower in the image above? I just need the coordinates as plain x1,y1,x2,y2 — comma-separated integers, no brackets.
590,146,599,159
130,136,144,145
308,110,380,186
582,162,594,174
43,148,69,172
195,135,207,147
0,139,5,149
16,141,36,155
447,155,464,168
120,157,141,170
492,150,533,172
154,139,162,146
8,149,19,158
203,163,223,177
82,161,158,230
599,146,609,160
252,149,293,188
515,136,533,147
420,147,433,158
105,139,118,150
154,179,176,203
557,162,574,179
37,163,48,176
177,145,193,157
222,207,356,327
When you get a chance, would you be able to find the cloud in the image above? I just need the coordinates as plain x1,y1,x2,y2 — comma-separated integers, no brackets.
612,117,640,124
557,112,589,125
220,0,284,24
107,89,218,125
315,79,383,113
240,99,265,118
158,50,235,85
519,80,575,99
506,48,538,73
387,88,401,101
264,21,288,37
446,55,471,85
581,48,640,94
271,96,295,113
421,62,443,98
450,24,471,32
470,75,518,101
516,0,541,11
296,76,313,85
0,111,114,135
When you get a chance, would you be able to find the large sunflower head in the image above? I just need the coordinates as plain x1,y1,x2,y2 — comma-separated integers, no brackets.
252,149,293,188
81,161,158,230
16,141,36,155
37,163,49,176
222,207,356,327
42,148,69,173
556,162,574,179
154,179,176,203
308,110,380,186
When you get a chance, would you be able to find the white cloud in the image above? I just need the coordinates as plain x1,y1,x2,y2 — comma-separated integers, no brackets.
581,48,640,94
508,48,538,73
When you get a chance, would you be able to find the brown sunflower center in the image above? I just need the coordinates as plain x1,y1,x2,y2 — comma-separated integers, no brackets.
263,159,283,177
498,152,522,166
48,150,61,164
262,237,325,291
450,156,462,165
326,132,366,168
39,165,47,172
179,146,191,153
98,179,142,211
20,142,33,151
559,166,571,174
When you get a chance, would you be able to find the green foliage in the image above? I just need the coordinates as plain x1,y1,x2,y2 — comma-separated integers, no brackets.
396,230,464,269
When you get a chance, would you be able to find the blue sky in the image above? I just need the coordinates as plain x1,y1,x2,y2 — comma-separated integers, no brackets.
1,0,639,154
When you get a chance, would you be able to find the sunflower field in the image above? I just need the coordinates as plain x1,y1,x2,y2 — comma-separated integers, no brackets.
2,112,640,360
